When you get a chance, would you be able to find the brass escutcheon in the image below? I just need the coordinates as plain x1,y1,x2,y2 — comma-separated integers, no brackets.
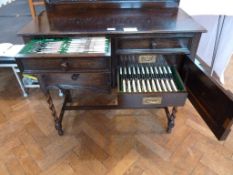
139,55,157,63
142,97,162,105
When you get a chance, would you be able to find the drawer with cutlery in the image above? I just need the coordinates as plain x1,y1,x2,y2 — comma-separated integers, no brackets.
16,37,111,74
117,54,187,108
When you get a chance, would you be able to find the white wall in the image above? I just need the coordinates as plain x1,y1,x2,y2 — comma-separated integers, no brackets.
180,0,233,83
190,16,233,83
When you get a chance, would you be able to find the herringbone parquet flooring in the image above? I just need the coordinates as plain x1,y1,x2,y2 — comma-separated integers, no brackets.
0,68,233,175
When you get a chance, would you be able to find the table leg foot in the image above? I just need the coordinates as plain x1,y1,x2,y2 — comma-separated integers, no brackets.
165,107,177,133
55,120,64,136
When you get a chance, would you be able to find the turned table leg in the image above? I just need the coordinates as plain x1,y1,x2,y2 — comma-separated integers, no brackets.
65,89,72,103
45,90,64,135
38,75,69,136
164,107,177,133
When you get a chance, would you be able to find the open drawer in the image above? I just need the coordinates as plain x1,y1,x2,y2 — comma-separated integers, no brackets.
117,55,187,108
16,37,111,73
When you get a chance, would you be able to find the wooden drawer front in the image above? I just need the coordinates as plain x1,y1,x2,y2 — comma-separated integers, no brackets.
118,92,187,108
116,37,190,54
42,73,111,90
19,57,110,73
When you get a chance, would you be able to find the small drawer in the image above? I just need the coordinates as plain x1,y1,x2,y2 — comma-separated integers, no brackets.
116,36,191,54
17,57,110,73
41,73,111,90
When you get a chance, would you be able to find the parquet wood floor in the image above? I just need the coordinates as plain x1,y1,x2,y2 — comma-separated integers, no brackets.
0,68,233,175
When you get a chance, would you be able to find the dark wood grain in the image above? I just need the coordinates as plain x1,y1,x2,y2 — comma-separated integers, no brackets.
116,36,190,50
180,56,233,140
17,57,111,74
18,8,205,36
45,0,180,9
41,73,111,90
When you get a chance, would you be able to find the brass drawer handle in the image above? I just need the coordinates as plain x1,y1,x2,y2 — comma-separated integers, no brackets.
60,61,69,71
151,41,157,49
71,74,80,81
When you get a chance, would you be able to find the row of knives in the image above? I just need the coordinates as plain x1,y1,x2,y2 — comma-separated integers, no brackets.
29,37,108,54
118,64,178,93
66,37,108,53
31,41,63,54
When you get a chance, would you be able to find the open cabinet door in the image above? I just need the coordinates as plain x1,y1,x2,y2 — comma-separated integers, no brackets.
181,56,233,140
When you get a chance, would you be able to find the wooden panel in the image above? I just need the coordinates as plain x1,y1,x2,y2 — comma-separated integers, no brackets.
117,37,190,50
116,34,192,54
180,56,233,140
18,9,206,36
41,73,111,90
116,36,191,55
17,57,110,73
45,0,180,10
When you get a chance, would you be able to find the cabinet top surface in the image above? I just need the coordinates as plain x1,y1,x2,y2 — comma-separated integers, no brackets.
19,8,205,36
